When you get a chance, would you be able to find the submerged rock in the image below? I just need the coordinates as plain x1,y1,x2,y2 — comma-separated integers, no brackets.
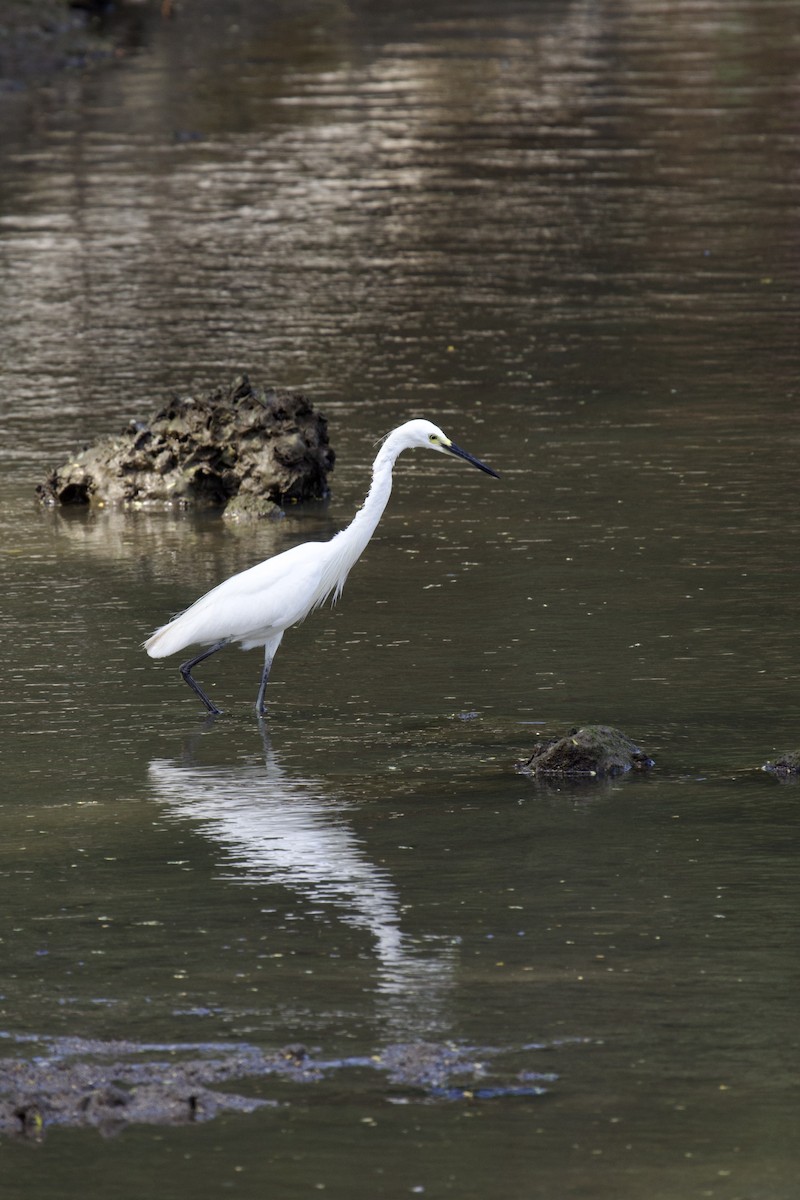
0,0,117,86
516,724,654,778
0,1034,553,1138
762,750,800,777
36,374,334,516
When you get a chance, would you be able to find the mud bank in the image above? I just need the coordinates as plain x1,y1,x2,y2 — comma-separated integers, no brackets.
0,1035,554,1138
37,375,334,517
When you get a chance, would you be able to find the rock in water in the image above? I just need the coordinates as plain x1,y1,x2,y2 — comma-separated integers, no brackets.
36,375,334,517
517,725,654,778
762,750,800,776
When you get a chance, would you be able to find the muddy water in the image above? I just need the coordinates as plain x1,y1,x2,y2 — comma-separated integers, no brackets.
1,0,798,1196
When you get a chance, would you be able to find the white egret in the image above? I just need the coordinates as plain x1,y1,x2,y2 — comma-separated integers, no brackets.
144,418,499,714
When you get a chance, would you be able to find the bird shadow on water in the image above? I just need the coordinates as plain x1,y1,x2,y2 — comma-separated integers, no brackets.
146,714,459,1042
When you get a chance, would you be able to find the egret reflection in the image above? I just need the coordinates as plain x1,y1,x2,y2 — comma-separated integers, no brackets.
147,732,456,1035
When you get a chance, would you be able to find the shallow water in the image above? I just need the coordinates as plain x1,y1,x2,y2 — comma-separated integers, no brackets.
1,0,798,1196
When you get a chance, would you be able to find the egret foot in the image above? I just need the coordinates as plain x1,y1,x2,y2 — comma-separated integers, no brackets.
179,639,229,714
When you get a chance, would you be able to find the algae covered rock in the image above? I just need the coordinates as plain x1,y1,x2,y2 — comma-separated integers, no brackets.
36,374,334,516
762,750,800,777
517,725,654,778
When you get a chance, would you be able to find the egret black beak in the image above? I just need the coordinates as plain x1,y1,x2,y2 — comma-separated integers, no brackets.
446,441,500,478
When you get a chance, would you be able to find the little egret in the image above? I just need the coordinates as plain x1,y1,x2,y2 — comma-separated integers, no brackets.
144,418,499,714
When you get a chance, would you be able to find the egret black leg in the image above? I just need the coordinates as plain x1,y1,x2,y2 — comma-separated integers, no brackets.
179,639,230,714
255,651,274,716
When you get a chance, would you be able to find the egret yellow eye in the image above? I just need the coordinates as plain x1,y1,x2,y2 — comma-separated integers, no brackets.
428,433,439,443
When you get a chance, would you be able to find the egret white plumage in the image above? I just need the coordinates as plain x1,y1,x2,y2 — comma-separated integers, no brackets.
144,418,498,714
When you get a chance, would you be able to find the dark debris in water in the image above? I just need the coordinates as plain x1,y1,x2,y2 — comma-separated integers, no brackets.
0,0,116,86
762,750,800,779
0,1035,555,1139
36,374,334,518
516,724,655,779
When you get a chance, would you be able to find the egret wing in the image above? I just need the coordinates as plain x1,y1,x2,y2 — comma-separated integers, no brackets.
145,541,329,657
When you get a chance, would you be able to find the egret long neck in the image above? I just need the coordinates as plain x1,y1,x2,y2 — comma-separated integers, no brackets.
347,443,396,545
324,440,398,599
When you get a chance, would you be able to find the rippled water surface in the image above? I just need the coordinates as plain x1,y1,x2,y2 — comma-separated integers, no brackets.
0,1,798,1196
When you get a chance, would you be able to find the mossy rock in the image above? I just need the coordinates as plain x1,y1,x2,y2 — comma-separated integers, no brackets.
517,725,654,778
762,750,800,776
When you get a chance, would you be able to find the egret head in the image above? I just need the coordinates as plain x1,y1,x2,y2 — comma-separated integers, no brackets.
392,419,499,478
